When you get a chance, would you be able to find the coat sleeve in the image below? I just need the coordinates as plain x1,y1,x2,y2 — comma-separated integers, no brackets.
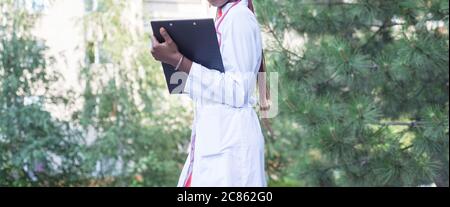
183,12,262,108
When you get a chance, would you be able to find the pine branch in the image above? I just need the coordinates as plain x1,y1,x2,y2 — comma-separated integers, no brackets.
293,1,363,7
377,121,424,127
298,156,371,178
401,145,414,151
361,20,389,50
261,14,304,60
311,70,339,91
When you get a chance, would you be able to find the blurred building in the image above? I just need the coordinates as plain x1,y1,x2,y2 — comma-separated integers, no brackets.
144,0,214,19
28,0,85,119
143,0,215,32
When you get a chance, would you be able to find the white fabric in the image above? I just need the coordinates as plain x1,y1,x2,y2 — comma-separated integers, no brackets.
177,0,267,187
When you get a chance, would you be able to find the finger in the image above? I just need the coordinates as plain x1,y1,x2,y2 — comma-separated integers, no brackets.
160,27,173,43
151,35,159,47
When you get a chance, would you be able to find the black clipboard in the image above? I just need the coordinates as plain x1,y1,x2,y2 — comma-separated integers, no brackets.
151,19,225,94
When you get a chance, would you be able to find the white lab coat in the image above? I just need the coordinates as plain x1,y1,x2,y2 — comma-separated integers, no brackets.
177,0,267,187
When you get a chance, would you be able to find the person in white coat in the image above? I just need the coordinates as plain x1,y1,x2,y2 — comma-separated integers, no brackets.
151,0,269,187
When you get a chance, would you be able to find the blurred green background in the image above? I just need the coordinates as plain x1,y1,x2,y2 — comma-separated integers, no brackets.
0,0,448,187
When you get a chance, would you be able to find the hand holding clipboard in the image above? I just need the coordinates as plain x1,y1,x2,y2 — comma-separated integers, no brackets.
150,19,225,94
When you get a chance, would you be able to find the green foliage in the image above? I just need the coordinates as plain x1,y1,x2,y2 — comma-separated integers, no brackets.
257,0,449,186
0,0,86,186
